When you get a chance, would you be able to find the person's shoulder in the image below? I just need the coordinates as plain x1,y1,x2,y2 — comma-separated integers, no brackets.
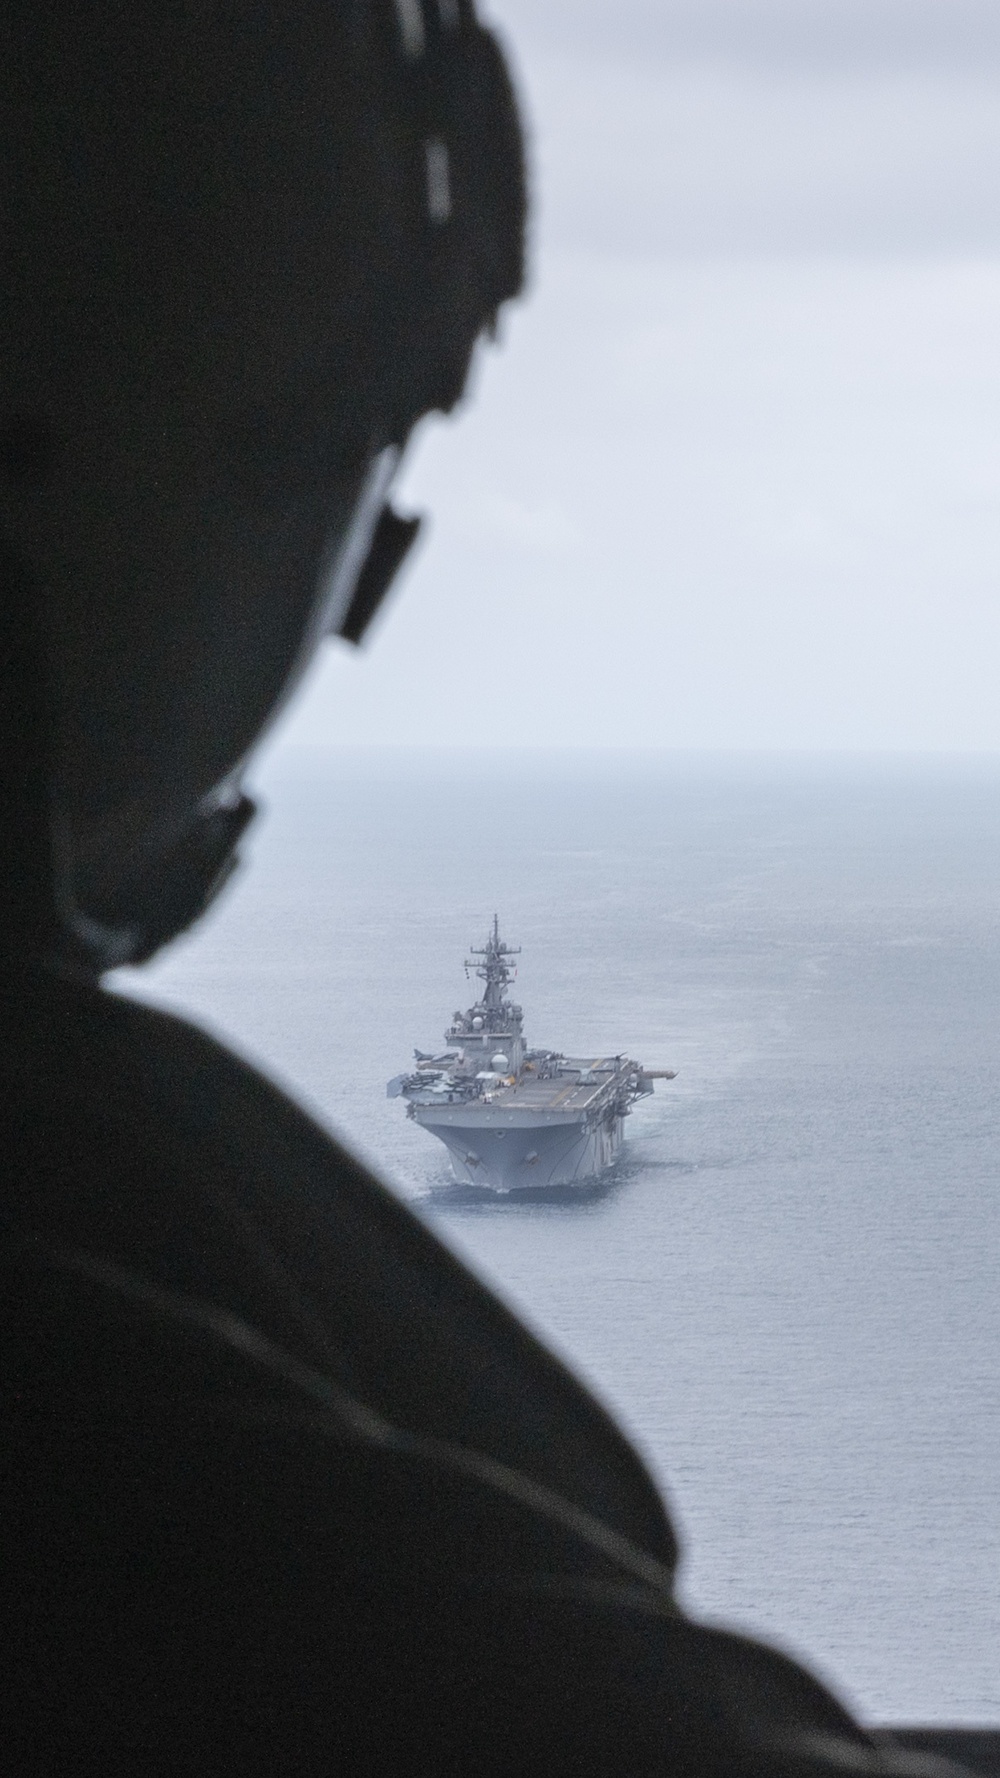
0,975,678,1560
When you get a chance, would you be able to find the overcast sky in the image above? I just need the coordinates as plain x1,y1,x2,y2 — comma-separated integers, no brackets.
276,0,1000,752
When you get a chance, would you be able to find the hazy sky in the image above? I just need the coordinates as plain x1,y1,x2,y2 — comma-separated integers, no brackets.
277,0,1000,751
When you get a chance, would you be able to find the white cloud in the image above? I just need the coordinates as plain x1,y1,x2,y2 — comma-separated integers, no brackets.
266,4,1000,757
488,1,1000,74
521,53,1000,257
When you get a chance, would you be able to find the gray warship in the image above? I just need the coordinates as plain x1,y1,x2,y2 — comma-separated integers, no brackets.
387,918,675,1192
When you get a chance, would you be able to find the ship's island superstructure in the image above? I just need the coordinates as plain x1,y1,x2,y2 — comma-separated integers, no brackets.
388,918,675,1191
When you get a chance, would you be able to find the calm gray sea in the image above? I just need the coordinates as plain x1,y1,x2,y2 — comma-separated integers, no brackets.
118,747,1000,1724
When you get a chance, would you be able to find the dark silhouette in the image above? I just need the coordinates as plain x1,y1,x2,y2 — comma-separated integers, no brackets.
1,4,990,1770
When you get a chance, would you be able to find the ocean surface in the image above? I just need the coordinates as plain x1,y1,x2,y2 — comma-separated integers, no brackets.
117,747,1000,1724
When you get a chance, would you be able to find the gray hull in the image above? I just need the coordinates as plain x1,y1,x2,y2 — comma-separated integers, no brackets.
413,1107,625,1192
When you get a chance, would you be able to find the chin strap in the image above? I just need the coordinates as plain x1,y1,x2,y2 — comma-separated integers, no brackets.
338,506,423,647
58,789,257,974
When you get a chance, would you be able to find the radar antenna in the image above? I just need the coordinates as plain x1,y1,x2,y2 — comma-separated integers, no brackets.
465,914,521,1013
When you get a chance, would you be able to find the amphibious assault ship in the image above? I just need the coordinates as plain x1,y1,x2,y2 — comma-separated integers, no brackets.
387,918,675,1192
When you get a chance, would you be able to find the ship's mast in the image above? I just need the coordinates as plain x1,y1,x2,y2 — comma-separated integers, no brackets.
465,914,521,1014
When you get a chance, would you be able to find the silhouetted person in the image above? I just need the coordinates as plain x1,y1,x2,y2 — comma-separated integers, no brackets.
0,5,974,1772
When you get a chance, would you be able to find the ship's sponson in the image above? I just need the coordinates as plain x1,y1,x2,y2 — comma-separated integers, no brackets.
388,1052,664,1109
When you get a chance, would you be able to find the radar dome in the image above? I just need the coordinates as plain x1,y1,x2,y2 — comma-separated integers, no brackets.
491,1052,510,1073
472,1016,484,1030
